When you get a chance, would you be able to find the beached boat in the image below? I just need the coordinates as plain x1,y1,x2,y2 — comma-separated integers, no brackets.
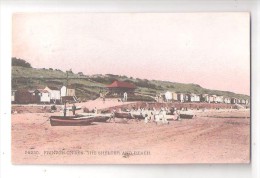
180,114,194,119
132,113,145,119
114,112,133,119
50,116,95,126
76,113,111,122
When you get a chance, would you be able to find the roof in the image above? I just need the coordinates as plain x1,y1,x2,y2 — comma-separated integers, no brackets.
106,81,136,89
35,89,49,93
47,86,59,90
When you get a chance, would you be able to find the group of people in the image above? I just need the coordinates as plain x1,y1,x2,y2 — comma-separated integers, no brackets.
114,107,181,124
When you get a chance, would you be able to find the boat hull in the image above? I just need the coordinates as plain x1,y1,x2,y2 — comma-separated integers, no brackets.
180,114,194,119
50,116,94,126
114,112,132,119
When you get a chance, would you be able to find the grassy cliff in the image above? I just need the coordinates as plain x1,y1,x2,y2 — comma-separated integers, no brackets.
12,65,250,101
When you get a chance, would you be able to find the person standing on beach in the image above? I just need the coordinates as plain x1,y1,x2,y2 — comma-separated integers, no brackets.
72,104,76,115
123,92,128,102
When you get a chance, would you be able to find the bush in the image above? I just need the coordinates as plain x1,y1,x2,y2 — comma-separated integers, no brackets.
12,57,32,68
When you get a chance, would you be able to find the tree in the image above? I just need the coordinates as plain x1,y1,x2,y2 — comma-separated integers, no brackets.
12,57,32,68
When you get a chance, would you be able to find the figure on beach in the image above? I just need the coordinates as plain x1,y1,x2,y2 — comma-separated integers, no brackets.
123,92,128,102
72,104,76,115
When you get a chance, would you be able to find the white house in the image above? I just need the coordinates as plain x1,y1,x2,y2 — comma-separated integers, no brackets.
34,89,51,103
165,91,172,102
44,86,61,103
61,86,76,97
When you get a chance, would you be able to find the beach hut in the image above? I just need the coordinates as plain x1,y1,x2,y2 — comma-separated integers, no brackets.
61,85,76,97
33,89,51,103
177,93,184,102
44,86,61,104
209,95,217,103
172,92,178,101
11,90,16,103
15,89,33,104
216,96,224,103
190,94,200,102
231,97,238,104
165,91,172,102
184,94,191,102
224,97,231,104
200,94,209,103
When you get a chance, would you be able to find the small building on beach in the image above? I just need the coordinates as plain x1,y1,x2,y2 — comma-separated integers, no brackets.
106,81,136,95
224,97,231,104
15,89,33,104
190,94,200,102
11,90,16,103
200,94,209,103
44,86,61,104
177,93,184,102
216,96,224,103
231,97,238,104
60,85,77,103
33,89,51,103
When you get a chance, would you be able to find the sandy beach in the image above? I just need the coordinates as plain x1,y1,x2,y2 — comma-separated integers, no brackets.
11,101,250,164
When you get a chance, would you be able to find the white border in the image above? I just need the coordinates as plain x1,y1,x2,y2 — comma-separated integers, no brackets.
1,1,259,178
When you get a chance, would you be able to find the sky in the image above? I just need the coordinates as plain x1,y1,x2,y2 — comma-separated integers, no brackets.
12,13,250,95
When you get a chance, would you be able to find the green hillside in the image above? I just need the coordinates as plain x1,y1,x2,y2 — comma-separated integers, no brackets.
12,65,250,101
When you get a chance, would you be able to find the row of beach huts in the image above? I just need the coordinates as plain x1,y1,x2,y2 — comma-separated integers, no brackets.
11,86,77,104
157,91,250,105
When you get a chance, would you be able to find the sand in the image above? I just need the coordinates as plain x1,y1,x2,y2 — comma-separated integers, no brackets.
11,106,250,164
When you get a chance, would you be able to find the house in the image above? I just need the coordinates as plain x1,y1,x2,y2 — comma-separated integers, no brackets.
15,89,33,104
44,86,61,104
33,89,51,103
106,81,136,95
11,90,16,103
224,97,231,104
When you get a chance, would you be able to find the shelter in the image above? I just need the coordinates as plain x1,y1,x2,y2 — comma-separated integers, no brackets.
106,81,136,95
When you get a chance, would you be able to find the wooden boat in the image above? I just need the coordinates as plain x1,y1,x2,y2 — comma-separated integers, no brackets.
76,113,111,122
132,114,145,119
114,112,133,119
50,116,95,126
180,114,194,119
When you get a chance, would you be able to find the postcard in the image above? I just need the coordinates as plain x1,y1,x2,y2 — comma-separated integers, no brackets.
11,12,250,164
